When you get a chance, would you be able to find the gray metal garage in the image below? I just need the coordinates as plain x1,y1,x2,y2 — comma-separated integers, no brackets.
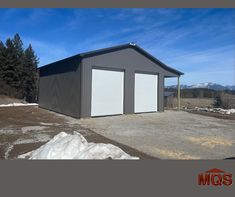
39,43,183,118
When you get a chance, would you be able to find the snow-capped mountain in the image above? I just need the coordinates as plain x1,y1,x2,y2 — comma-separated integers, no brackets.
166,82,235,91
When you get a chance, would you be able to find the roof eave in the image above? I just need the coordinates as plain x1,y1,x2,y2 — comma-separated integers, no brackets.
131,44,184,76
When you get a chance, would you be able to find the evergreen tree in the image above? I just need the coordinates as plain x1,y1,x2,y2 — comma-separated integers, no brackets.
13,33,24,59
3,38,21,90
12,33,24,94
0,40,6,80
22,44,39,102
213,94,222,108
0,33,39,101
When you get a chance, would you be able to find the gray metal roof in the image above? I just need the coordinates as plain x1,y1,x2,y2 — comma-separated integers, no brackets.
40,43,184,75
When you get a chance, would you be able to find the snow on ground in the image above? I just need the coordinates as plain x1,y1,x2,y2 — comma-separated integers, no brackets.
3,133,52,159
18,132,139,160
40,122,61,126
0,129,16,134
14,133,51,145
0,103,38,107
21,126,48,133
194,107,235,115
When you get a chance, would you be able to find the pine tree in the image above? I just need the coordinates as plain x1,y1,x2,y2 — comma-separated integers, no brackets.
22,44,39,102
12,33,24,95
3,38,21,90
0,40,6,80
0,34,39,101
213,94,222,108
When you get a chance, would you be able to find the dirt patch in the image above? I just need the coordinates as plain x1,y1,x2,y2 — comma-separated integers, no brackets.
0,106,67,128
0,106,155,159
0,95,26,105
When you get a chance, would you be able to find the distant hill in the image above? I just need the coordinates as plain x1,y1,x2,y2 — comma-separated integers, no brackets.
166,82,235,91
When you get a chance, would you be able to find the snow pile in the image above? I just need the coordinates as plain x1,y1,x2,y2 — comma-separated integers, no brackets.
0,103,38,107
18,132,139,160
194,107,235,115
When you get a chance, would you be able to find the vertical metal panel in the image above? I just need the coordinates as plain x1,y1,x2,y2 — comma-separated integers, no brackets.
80,59,92,117
39,57,81,118
124,68,135,114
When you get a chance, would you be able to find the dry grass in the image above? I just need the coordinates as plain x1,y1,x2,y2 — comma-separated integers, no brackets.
152,148,200,160
185,136,235,149
171,98,214,109
220,93,235,109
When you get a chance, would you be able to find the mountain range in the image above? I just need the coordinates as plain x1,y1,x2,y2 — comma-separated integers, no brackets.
166,82,235,91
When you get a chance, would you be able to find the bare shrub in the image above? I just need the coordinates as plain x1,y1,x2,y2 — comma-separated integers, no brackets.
213,93,235,109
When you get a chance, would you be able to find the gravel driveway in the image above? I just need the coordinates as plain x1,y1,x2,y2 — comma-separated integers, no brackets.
79,111,235,159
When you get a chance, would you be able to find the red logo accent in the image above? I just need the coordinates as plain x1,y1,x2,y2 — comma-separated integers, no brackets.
198,168,233,186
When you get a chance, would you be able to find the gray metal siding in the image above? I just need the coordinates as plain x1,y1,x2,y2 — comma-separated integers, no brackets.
80,48,178,118
39,46,180,118
39,57,81,118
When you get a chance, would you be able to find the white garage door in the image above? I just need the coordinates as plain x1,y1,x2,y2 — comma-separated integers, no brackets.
91,69,124,117
135,73,158,113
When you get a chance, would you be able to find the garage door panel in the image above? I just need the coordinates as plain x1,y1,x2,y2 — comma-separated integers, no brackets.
91,69,124,116
135,73,158,113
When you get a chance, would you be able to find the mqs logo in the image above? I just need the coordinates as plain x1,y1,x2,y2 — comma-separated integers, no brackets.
198,168,233,186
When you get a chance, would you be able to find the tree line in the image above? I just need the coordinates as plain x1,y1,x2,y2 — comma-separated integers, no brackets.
165,88,235,98
165,88,235,109
0,33,39,102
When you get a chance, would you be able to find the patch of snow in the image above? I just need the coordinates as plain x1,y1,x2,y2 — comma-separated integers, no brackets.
40,122,61,126
0,129,16,134
14,133,51,145
194,107,235,115
18,132,139,160
21,126,48,133
4,144,14,159
2,133,52,159
0,103,38,107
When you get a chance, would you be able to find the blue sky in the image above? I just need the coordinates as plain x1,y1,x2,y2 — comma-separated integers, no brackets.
0,8,234,86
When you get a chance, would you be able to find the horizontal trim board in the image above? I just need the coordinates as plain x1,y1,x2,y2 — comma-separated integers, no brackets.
92,65,125,72
135,70,159,75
